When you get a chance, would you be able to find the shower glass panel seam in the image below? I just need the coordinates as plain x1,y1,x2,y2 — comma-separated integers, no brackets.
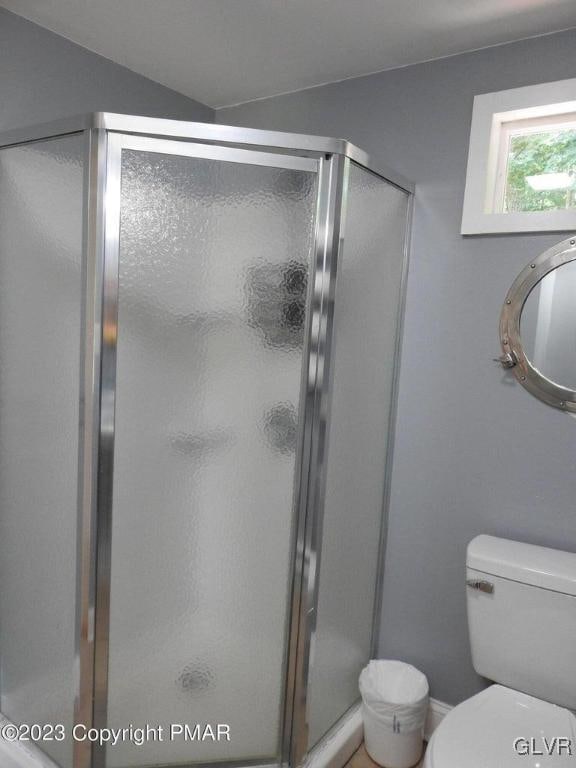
280,153,331,767
91,131,123,768
75,127,109,768
288,155,348,768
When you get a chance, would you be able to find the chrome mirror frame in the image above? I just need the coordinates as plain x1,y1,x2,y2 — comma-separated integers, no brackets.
499,234,576,412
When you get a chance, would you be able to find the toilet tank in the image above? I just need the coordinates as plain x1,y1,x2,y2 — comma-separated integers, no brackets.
467,535,576,710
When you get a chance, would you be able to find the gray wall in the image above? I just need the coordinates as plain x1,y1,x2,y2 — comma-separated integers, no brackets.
219,30,576,705
0,8,213,132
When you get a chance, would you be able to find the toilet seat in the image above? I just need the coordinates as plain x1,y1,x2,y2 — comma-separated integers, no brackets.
423,684,576,768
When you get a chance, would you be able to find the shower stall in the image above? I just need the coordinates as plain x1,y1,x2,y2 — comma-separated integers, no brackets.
0,114,412,768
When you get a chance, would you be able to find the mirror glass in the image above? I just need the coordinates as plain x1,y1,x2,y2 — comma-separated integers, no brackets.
521,259,576,390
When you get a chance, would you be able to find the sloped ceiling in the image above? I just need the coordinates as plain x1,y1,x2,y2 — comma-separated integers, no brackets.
2,0,576,108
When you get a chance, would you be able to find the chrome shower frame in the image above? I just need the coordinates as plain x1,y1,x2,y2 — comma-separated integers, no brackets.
0,113,413,768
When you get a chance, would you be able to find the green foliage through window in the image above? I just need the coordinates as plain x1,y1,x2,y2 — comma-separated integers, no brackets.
504,128,576,212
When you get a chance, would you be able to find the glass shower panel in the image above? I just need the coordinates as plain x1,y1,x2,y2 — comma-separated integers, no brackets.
106,147,317,767
307,163,409,746
0,135,84,768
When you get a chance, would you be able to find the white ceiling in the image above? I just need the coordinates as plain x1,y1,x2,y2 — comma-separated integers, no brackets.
2,0,576,109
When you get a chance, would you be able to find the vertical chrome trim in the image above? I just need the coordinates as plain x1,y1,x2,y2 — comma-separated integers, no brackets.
74,128,108,768
281,158,326,766
369,191,414,657
91,132,122,768
289,155,348,768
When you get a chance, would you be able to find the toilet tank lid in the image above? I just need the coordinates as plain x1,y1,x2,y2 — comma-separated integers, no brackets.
467,535,576,596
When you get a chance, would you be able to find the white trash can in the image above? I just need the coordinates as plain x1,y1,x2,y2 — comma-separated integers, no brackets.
359,660,428,768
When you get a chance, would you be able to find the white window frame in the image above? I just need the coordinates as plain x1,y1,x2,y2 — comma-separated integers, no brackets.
461,78,576,234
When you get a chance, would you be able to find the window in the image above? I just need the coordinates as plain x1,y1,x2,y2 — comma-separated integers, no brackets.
461,79,576,234
499,115,576,214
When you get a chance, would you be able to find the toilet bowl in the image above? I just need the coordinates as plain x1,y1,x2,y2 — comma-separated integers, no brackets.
424,535,576,768
423,685,576,768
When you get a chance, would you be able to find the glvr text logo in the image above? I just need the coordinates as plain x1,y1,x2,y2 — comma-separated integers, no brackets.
514,737,573,756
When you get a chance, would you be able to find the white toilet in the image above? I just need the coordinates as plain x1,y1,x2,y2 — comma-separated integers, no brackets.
424,534,576,767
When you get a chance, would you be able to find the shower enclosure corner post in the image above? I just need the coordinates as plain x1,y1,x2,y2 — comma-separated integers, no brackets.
74,126,111,768
288,154,349,768
92,131,124,768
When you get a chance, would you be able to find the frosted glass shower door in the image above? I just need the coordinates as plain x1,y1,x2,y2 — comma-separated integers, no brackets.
0,135,83,768
306,164,409,746
104,138,318,768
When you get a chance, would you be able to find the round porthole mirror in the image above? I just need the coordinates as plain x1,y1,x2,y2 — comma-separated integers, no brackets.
499,235,576,411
